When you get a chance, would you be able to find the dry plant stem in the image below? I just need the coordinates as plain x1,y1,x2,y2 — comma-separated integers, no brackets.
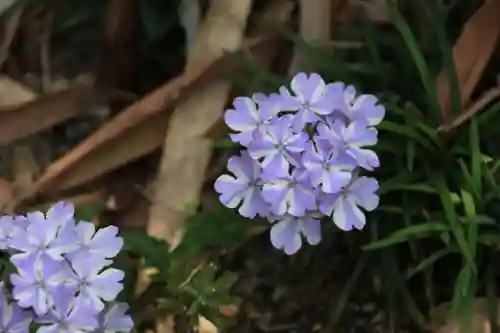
435,0,500,120
0,84,104,146
438,86,500,132
0,75,38,109
288,0,332,74
146,0,253,248
28,189,106,213
178,262,203,289
0,6,23,70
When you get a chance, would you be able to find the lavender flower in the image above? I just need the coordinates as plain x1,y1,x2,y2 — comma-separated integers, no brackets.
224,96,280,146
214,151,269,218
269,215,321,255
67,257,124,313
9,206,77,262
0,215,28,250
301,140,356,193
0,282,32,333
94,303,134,333
279,73,334,131
261,168,316,217
319,176,380,231
68,222,123,262
316,119,380,170
345,94,386,126
247,115,308,176
0,202,133,332
36,286,98,333
10,256,65,316
217,72,385,254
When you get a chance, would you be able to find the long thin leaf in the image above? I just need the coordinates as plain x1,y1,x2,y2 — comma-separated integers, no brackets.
323,256,367,331
404,247,456,280
363,222,450,250
432,174,477,273
387,1,440,119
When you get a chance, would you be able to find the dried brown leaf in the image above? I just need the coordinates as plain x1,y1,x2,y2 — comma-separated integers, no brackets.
30,190,106,214
0,83,106,145
198,316,218,333
0,75,37,107
436,0,500,120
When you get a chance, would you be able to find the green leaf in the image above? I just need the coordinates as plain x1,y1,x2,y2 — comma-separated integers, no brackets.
362,222,450,250
404,247,456,280
478,232,500,250
460,189,478,258
379,172,421,194
325,256,367,330
458,159,479,199
387,0,439,119
380,249,426,327
385,183,436,194
460,189,476,219
451,265,476,333
460,215,495,226
75,203,107,221
377,121,433,149
392,222,451,237
174,264,240,330
171,203,253,260
213,139,239,149
433,174,477,273
121,228,171,278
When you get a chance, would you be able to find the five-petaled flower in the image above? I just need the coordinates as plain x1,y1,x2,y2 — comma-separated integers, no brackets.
0,201,133,332
217,72,385,254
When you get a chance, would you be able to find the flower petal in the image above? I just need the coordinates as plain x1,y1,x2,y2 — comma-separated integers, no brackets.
301,219,322,245
270,218,302,255
333,196,366,231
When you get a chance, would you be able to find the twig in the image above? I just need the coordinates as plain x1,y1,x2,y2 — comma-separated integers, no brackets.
438,86,500,132
178,263,203,289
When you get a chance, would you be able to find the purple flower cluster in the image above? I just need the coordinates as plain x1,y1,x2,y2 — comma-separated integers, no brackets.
0,202,133,333
215,73,385,254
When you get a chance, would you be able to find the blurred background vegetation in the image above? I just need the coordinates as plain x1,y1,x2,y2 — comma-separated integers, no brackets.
0,0,500,332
